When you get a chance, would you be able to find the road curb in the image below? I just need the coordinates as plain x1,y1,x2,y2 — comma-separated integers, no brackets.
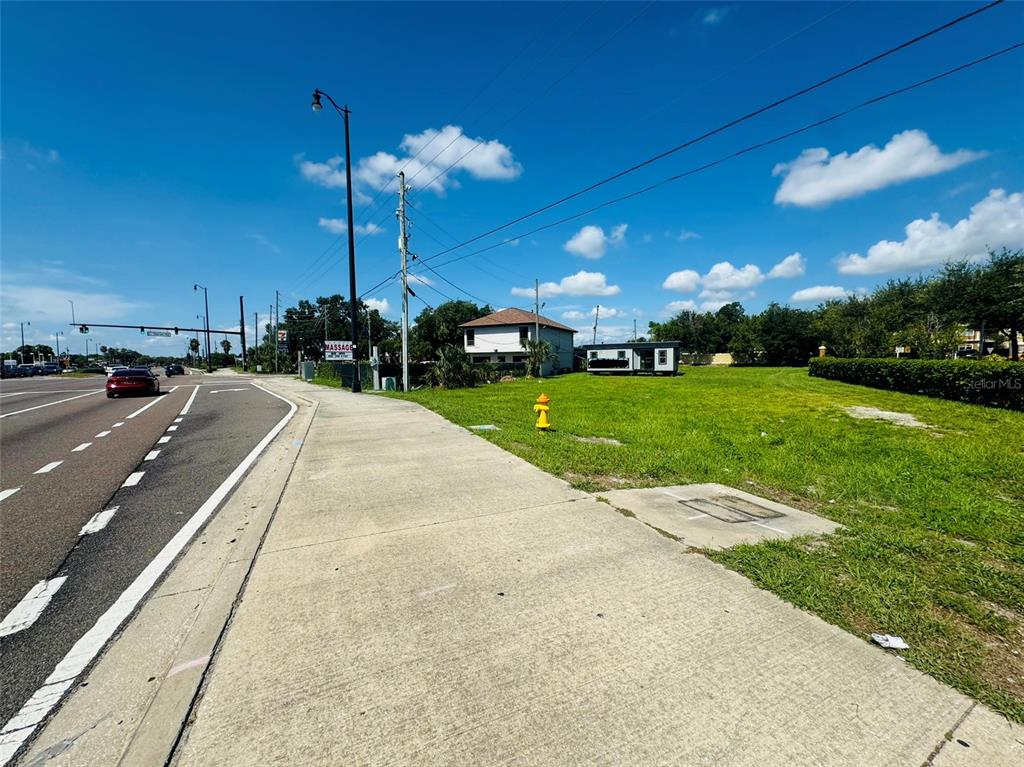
16,389,316,766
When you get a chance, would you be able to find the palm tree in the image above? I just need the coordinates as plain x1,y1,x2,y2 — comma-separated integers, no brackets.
220,338,232,355
520,339,554,377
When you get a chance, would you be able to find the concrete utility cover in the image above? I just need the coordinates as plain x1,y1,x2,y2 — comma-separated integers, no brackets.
600,483,840,550
468,424,500,431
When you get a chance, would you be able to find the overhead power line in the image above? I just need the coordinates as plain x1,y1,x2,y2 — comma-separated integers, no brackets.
425,41,1024,272
419,0,1007,263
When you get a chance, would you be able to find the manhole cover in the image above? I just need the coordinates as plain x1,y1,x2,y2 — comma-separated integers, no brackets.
678,495,784,523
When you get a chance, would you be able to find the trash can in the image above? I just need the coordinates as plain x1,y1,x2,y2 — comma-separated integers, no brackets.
383,376,397,391
302,361,316,382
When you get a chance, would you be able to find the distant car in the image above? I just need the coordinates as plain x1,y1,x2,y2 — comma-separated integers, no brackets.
2,365,28,378
42,363,62,375
18,363,42,376
106,368,161,398
955,348,981,359
106,366,129,378
164,363,185,376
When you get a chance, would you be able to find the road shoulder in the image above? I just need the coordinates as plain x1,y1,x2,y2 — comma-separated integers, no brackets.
14,386,315,766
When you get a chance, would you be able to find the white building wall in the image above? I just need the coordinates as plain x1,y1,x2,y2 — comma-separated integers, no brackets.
464,325,575,374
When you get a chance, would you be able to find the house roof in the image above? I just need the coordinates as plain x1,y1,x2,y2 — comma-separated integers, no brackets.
460,308,577,333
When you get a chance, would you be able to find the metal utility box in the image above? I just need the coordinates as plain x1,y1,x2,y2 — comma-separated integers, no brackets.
302,361,316,382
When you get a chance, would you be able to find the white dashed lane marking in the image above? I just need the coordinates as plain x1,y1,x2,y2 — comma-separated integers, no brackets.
95,430,111,438
0,577,67,638
112,421,125,428
71,443,92,452
157,436,171,445
144,450,160,461
79,507,119,536
121,472,145,488
0,488,21,502
166,425,178,432
173,417,183,423
34,462,63,475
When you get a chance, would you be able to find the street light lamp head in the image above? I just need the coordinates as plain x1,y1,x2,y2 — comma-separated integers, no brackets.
311,90,323,112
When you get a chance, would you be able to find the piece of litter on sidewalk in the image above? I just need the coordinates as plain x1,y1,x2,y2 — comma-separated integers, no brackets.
871,633,909,650
469,424,499,431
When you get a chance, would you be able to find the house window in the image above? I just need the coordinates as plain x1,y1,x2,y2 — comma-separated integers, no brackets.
466,329,475,347
512,355,527,363
519,326,530,343
589,351,598,360
497,356,506,363
658,349,668,365
617,350,626,360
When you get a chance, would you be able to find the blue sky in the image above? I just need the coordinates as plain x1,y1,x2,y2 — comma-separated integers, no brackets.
3,1,1023,352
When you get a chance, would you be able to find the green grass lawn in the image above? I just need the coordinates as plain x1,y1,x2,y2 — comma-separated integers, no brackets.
394,368,1024,720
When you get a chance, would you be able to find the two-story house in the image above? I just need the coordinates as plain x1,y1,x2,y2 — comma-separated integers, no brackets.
460,308,577,375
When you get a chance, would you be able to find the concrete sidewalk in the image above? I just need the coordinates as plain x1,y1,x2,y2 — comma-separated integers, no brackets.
164,378,1019,766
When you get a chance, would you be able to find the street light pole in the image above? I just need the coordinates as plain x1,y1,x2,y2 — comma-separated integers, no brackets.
20,321,30,361
312,88,361,392
194,284,212,373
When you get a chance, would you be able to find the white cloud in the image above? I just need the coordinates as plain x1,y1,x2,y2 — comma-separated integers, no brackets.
790,285,851,303
512,270,620,299
678,230,701,241
768,252,805,278
563,224,627,260
1,280,143,325
247,233,281,253
837,188,1024,275
773,130,985,208
664,300,697,314
701,7,728,25
662,269,701,293
318,218,384,236
349,125,521,196
702,261,764,290
298,154,346,188
407,274,434,286
365,298,391,314
563,306,625,320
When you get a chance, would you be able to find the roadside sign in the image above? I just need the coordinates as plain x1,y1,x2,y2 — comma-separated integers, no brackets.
277,343,289,354
278,330,288,343
325,340,354,361
147,330,173,337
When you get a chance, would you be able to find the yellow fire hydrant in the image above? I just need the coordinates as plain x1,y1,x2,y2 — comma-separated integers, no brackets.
533,393,551,430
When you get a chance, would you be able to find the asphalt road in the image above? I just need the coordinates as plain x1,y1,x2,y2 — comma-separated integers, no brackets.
0,370,290,730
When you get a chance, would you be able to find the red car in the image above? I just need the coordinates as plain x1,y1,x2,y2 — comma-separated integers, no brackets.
106,368,161,398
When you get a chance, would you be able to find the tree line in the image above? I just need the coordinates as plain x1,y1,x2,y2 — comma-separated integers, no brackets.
648,249,1022,365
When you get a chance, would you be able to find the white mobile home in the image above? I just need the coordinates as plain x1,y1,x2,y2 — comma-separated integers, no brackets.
581,341,682,375
460,308,577,375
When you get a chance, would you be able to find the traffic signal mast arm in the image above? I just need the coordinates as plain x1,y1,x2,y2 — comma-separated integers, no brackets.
71,323,243,336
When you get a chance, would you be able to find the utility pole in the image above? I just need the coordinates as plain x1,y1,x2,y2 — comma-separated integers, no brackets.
239,296,248,372
593,305,600,344
397,171,411,392
20,321,29,352
633,319,637,342
55,332,60,358
535,278,542,378
272,300,278,373
254,311,259,368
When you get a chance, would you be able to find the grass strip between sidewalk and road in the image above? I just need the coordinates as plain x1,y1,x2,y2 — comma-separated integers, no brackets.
391,367,1024,721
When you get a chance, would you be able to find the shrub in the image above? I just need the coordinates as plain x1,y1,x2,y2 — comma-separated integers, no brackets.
808,357,1024,410
425,345,477,389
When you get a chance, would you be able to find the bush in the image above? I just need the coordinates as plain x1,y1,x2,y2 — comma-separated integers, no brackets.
425,345,477,389
808,357,1024,410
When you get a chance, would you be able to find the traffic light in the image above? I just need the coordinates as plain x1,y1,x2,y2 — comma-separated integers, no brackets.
174,327,179,335
79,325,90,334
139,327,146,334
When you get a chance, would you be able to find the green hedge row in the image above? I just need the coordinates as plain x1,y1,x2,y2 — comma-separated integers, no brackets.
808,357,1024,410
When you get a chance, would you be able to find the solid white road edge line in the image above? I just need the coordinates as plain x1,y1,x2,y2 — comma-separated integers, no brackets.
71,443,92,452
0,488,22,502
79,507,119,536
122,472,145,488
0,578,68,639
0,384,298,764
33,462,63,475
126,393,168,420
144,450,160,461
0,390,104,420
179,384,200,415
